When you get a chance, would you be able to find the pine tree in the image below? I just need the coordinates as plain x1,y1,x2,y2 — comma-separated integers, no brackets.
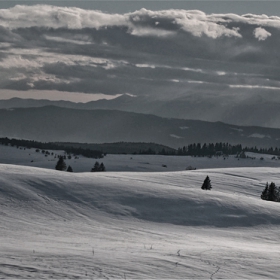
201,175,212,190
91,161,100,172
261,182,279,202
267,182,277,201
67,165,73,172
55,156,67,171
99,163,105,171
261,182,269,200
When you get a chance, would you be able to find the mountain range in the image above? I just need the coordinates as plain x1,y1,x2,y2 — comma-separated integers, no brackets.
1,94,280,129
1,105,280,148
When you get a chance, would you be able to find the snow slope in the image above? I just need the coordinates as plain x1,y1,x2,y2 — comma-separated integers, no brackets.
1,164,280,279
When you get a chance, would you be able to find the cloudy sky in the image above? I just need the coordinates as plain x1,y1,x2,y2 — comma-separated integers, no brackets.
1,1,280,104
0,1,280,16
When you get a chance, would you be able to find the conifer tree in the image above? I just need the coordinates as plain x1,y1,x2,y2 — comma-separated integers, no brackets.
201,175,212,190
261,182,269,200
99,162,105,171
261,182,279,202
267,182,277,201
55,156,67,171
67,165,73,172
91,161,100,172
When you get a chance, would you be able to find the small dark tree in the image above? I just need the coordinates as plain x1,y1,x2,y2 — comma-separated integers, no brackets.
261,182,269,200
99,162,105,171
91,161,106,172
201,176,212,190
67,165,73,172
55,156,67,171
261,182,279,202
267,182,277,201
91,161,100,172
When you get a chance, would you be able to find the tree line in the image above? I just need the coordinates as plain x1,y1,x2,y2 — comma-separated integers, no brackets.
177,143,243,156
2,137,280,157
0,137,104,159
177,143,280,157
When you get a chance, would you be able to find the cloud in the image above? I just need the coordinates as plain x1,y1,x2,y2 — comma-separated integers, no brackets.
0,5,279,41
0,48,127,70
1,4,280,108
187,80,208,84
0,55,40,69
229,84,280,90
44,35,92,45
135,64,156,69
0,5,243,39
253,27,271,41
182,67,204,73
174,12,242,39
0,5,127,30
216,71,226,76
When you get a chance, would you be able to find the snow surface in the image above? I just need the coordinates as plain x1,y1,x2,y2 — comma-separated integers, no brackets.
1,145,280,278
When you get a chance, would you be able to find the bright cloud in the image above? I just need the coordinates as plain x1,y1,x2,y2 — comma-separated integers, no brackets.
0,5,127,30
135,64,156,69
253,27,272,41
0,48,126,70
44,35,93,45
0,5,247,39
229,85,280,90
0,5,279,40
0,5,280,42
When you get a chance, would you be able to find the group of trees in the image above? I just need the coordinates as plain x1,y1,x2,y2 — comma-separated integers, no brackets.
177,142,280,157
55,157,106,172
55,156,73,172
91,161,106,172
0,137,104,159
200,177,280,204
178,143,243,156
261,182,280,202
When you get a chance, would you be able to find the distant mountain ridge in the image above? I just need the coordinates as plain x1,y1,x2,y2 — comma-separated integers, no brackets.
0,97,79,109
1,105,280,148
2,94,280,129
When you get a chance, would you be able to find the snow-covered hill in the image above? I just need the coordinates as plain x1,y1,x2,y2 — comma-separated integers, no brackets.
1,163,280,279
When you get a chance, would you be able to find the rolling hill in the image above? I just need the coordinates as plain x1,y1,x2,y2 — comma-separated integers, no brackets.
1,164,280,278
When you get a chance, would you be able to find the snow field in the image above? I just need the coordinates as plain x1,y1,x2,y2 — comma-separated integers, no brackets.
1,164,280,278
1,144,280,172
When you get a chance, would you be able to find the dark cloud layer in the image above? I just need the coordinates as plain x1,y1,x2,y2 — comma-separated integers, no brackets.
1,5,280,126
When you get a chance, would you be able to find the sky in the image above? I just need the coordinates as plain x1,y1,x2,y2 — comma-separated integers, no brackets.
1,1,280,16
1,1,280,105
